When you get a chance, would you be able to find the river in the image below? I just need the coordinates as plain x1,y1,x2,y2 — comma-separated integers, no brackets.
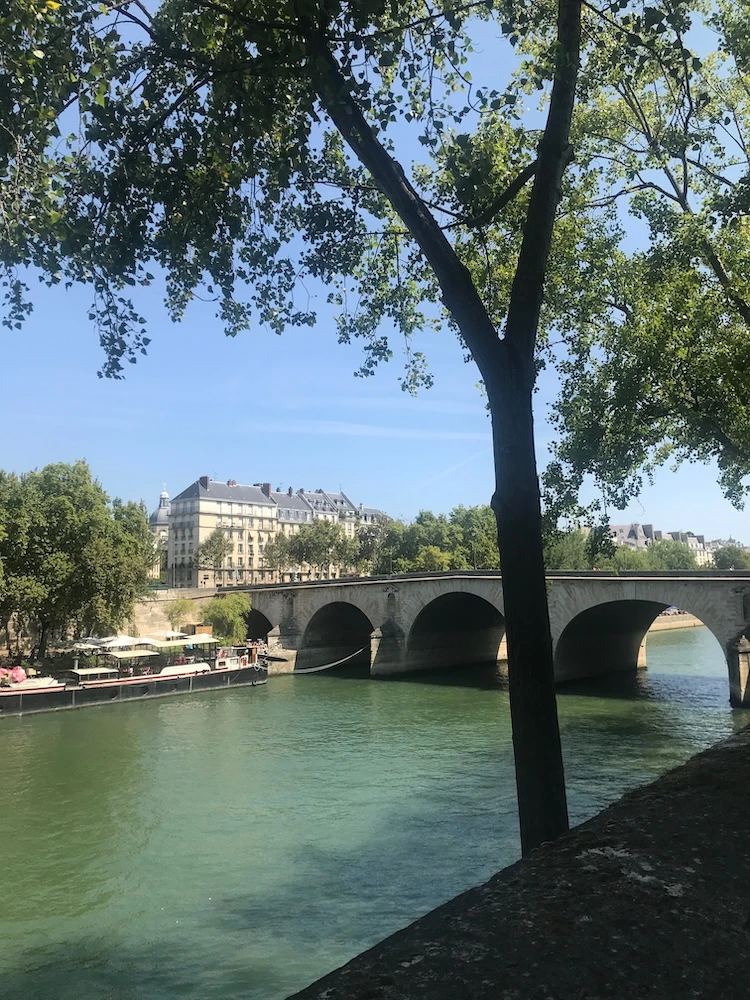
0,626,744,1000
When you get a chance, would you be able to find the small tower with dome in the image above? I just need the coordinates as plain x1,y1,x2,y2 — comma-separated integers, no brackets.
148,486,170,582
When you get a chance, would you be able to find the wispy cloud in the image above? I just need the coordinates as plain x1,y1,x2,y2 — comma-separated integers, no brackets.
277,394,486,417
410,447,492,490
240,418,490,442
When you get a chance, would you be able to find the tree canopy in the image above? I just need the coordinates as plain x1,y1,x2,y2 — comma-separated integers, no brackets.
164,596,194,630
0,461,155,656
195,528,233,575
201,592,251,644
544,529,700,571
712,544,750,570
545,0,750,516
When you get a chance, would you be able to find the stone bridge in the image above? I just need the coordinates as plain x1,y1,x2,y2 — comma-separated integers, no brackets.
232,571,750,705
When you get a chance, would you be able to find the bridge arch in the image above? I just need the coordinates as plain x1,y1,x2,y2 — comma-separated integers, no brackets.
296,601,375,675
244,608,273,641
553,599,728,684
406,592,505,674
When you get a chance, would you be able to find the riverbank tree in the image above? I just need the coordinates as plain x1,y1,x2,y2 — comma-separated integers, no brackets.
201,592,252,644
0,462,154,657
164,597,194,631
1,0,711,852
195,529,233,580
713,545,750,570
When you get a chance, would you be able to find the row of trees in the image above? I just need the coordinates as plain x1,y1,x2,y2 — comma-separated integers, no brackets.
194,515,750,581
227,505,500,578
545,531,750,572
0,462,156,658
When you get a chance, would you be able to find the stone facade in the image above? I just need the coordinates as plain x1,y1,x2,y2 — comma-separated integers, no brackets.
158,477,386,589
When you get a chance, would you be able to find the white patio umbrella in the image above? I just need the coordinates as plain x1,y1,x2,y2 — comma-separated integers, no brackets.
98,635,142,648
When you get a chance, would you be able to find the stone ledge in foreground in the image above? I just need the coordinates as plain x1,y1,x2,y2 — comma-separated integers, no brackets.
288,724,750,1000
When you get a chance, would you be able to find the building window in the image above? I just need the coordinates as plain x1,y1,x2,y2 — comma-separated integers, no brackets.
238,544,243,554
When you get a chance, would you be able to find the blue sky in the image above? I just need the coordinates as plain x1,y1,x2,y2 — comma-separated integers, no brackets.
5,10,747,542
6,270,747,542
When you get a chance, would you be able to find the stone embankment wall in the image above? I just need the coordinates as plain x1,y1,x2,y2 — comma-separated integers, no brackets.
288,724,750,1000
132,588,208,637
648,611,704,632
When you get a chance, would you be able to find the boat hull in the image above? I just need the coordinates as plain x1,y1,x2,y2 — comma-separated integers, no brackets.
0,666,268,718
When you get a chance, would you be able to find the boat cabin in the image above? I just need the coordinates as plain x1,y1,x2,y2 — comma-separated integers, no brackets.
63,666,120,685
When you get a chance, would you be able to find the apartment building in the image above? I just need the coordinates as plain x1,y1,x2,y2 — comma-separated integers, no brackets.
609,522,714,567
154,477,386,588
166,477,278,588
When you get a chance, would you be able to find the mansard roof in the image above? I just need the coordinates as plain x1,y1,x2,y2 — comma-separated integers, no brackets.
172,479,277,506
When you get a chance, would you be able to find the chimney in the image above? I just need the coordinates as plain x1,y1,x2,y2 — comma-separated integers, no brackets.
298,488,305,495
227,479,237,487
199,476,210,490
359,503,364,512
288,487,293,496
261,482,271,498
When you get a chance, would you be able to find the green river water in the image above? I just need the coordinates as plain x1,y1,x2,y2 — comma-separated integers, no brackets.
0,626,744,1000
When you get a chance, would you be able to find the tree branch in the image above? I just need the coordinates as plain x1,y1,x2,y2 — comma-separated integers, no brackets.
445,159,539,230
700,237,750,327
301,20,502,380
684,156,738,189
502,0,581,379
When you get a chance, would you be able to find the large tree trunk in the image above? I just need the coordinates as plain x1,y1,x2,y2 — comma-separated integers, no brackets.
307,0,581,856
489,373,569,853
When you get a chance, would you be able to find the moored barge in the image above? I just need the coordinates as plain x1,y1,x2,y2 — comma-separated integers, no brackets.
0,635,268,718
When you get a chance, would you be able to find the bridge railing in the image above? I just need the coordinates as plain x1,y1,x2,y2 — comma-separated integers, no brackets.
226,568,750,593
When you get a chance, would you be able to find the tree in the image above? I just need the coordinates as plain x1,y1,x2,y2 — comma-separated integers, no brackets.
201,592,251,644
448,505,501,571
262,533,293,576
0,462,154,656
164,597,193,630
195,529,233,579
712,545,750,571
288,518,348,577
545,1,750,516
594,545,650,572
544,529,590,571
412,545,453,573
1,0,698,851
646,540,697,572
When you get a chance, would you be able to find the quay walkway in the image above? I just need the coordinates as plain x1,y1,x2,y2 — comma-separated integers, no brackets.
288,724,750,999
